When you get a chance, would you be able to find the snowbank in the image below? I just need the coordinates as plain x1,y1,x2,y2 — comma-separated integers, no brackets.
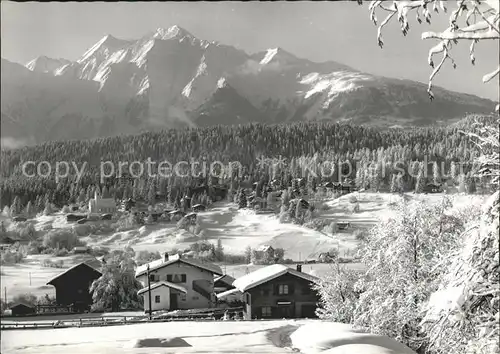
290,322,416,354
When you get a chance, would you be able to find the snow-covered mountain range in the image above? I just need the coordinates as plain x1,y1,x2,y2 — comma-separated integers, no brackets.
1,25,496,147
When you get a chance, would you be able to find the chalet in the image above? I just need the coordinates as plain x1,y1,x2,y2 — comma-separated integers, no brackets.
169,210,186,222
89,191,116,214
253,245,275,261
46,262,102,312
232,264,320,319
101,213,113,220
424,183,442,193
185,212,197,221
192,204,206,212
324,181,334,189
291,198,309,210
214,274,236,294
13,216,27,222
73,246,90,254
135,253,223,313
123,198,136,211
212,186,228,200
9,302,36,316
250,196,266,210
318,252,336,263
66,214,87,222
337,221,350,230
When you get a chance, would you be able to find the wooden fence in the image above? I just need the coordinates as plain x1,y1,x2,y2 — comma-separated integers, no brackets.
1,307,245,331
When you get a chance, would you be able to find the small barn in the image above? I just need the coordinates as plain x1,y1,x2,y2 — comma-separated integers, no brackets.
9,302,36,316
46,262,102,312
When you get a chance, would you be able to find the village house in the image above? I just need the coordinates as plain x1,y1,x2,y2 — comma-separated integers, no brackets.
89,191,117,214
46,262,102,312
135,253,223,313
228,264,320,319
253,245,275,263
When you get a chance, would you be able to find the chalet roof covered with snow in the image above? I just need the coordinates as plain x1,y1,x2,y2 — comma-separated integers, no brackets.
135,254,223,278
46,262,102,285
137,281,187,296
232,264,319,292
216,288,243,300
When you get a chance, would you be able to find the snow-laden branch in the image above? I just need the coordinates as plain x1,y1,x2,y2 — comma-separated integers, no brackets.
361,0,499,106
483,66,500,82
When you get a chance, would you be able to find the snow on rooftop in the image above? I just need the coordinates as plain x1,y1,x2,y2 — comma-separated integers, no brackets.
260,48,279,65
137,281,187,295
135,253,223,277
232,264,289,292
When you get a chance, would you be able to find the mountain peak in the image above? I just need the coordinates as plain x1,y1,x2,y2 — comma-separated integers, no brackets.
78,34,132,63
217,77,228,89
25,56,71,74
251,47,300,66
153,25,193,40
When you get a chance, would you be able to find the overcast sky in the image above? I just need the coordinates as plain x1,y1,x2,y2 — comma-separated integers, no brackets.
1,1,498,100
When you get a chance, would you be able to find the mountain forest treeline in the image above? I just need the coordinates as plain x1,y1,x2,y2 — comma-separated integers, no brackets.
0,115,496,210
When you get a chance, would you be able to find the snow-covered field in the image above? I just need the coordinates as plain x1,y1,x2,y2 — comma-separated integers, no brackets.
1,320,416,354
1,192,485,302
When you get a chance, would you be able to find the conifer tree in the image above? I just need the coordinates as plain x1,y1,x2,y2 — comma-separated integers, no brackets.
238,189,247,209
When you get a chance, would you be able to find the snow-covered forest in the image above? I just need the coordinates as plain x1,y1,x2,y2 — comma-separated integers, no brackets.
314,2,499,353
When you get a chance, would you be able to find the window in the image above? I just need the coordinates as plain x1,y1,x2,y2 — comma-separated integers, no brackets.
155,295,161,303
261,306,272,317
170,274,186,283
278,285,289,295
149,274,156,282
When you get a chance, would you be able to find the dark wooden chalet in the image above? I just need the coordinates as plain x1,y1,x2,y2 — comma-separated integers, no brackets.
235,264,320,319
9,302,36,316
46,262,102,312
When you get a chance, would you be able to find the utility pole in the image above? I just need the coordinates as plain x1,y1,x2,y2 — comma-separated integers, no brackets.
146,264,152,320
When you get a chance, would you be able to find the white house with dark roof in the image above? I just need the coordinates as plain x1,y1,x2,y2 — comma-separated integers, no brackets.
135,253,223,312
